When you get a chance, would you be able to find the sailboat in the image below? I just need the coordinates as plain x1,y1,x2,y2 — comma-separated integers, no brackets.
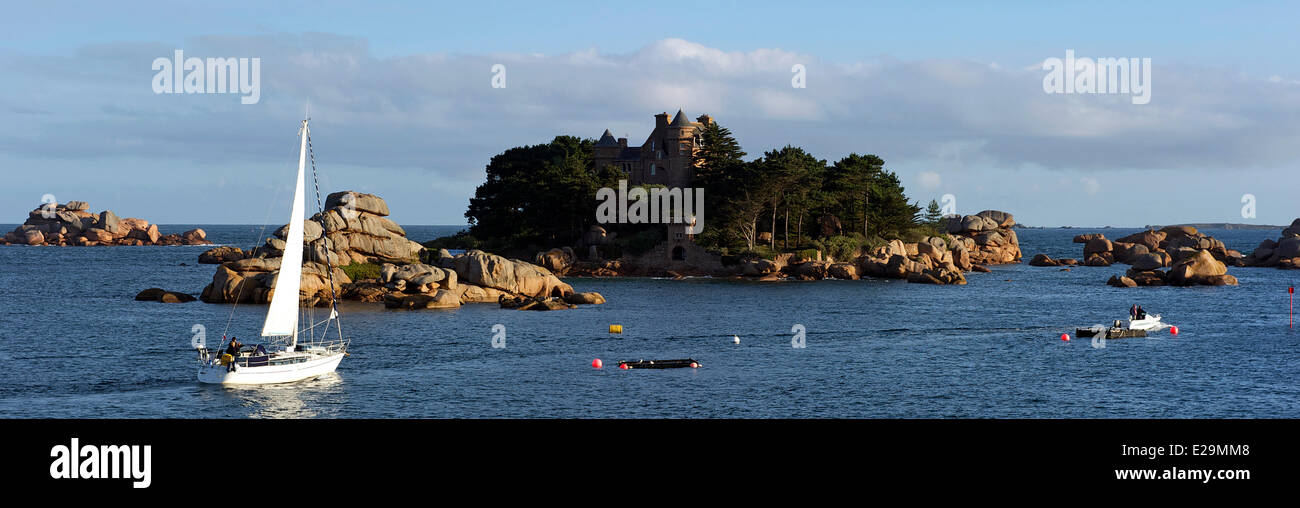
196,116,348,384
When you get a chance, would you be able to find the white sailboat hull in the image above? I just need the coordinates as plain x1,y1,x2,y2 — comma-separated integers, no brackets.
198,352,345,385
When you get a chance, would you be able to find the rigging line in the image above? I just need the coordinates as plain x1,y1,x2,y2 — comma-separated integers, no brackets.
306,127,343,343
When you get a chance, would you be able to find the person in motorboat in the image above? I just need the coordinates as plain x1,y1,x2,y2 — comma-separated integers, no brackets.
1130,304,1139,320
224,336,242,372
1135,306,1147,320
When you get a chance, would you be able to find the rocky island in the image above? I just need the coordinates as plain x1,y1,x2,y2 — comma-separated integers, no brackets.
2,200,211,247
436,113,1022,287
1025,219,1300,288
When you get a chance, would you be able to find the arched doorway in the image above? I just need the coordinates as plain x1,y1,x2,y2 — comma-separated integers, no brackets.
671,246,686,261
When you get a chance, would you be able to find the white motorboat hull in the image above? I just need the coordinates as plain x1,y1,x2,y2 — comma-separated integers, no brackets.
1127,315,1163,331
198,352,345,385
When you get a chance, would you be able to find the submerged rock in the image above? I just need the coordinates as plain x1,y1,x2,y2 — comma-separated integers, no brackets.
136,288,197,303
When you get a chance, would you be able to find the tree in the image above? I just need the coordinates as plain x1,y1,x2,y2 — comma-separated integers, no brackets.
824,153,882,237
865,170,922,238
465,135,621,250
691,122,759,251
924,199,943,226
754,146,825,249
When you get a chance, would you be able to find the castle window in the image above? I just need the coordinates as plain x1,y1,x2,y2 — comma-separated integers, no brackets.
650,163,656,175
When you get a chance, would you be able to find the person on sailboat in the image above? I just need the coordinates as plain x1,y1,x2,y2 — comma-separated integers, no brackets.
225,337,242,372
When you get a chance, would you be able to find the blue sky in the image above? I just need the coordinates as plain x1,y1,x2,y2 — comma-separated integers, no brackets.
2,1,1298,227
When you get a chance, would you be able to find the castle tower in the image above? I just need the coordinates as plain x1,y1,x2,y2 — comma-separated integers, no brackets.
593,110,713,188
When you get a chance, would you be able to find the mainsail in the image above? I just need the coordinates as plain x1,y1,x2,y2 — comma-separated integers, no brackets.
261,120,309,340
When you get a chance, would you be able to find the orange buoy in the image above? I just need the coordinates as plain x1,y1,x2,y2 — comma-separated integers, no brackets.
592,358,603,369
1060,334,1070,341
1170,326,1179,335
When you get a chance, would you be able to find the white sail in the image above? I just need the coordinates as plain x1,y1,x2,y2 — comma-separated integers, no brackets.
261,120,309,340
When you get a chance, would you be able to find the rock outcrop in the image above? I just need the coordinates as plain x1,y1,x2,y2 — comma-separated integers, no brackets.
1239,218,1300,269
1064,226,1242,268
944,210,1022,265
857,238,968,285
2,201,210,247
1047,224,1252,286
1110,249,1238,287
823,210,1019,285
199,246,245,264
201,192,596,310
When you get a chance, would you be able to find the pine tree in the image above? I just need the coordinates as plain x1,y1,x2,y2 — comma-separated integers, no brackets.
924,199,943,226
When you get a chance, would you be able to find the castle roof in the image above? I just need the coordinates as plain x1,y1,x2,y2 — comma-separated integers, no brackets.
671,109,689,126
595,129,619,147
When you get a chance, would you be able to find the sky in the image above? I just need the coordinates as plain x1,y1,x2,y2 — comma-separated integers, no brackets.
2,0,1298,227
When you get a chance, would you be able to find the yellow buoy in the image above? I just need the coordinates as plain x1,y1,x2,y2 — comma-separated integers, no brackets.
609,324,623,334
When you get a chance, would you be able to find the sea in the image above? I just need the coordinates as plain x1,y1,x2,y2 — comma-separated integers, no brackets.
0,224,1296,418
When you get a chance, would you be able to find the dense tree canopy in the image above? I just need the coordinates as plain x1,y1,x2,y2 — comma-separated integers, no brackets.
465,135,622,249
454,123,926,260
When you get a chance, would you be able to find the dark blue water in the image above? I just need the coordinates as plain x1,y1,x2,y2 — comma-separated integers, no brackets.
0,225,1296,418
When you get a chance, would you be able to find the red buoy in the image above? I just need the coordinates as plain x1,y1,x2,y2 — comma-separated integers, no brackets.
1170,326,1179,336
592,358,603,369
1060,334,1070,341
690,362,699,368
619,363,629,370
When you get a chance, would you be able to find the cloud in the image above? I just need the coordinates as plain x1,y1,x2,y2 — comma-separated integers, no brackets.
5,36,1300,173
2,35,1299,225
917,171,942,190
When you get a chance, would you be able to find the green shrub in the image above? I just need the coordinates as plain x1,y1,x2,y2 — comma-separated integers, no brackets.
341,262,382,281
820,235,862,262
740,246,779,260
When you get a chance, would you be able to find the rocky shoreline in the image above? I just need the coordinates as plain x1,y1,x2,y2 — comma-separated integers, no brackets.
2,200,211,247
537,210,1022,285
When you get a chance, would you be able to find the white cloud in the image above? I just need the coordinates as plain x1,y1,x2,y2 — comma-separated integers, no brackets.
917,171,942,190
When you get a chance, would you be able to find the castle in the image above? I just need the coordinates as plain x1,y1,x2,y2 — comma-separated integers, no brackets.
592,109,713,189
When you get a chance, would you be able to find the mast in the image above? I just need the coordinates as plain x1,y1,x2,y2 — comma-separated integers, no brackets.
261,118,309,351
